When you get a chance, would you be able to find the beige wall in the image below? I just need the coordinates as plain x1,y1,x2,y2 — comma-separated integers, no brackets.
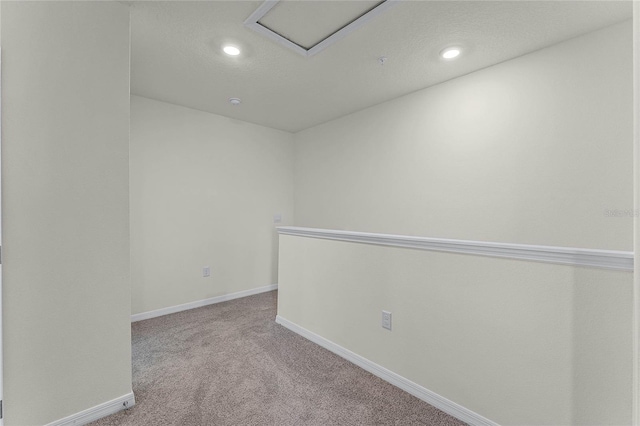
278,236,632,425
130,96,294,315
633,2,640,424
283,21,634,425
1,2,132,425
294,21,633,251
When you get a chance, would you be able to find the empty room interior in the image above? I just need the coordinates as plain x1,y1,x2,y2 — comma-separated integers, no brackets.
1,0,640,425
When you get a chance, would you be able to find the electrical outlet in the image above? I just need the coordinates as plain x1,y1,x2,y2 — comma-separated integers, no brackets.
203,267,211,277
273,214,282,224
382,310,392,331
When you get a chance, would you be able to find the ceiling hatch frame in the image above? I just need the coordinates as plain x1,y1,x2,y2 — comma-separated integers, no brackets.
244,0,398,57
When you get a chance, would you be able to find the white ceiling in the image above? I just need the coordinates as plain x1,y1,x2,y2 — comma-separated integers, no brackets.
130,1,632,133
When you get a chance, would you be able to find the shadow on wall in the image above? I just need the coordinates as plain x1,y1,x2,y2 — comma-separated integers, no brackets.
571,267,632,425
272,226,280,285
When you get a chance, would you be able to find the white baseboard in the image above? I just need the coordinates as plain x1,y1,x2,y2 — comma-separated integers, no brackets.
275,315,498,426
45,391,135,426
132,284,278,322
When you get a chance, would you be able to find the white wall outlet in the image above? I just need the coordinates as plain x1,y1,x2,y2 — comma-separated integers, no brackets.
382,310,392,330
273,213,282,224
203,266,211,277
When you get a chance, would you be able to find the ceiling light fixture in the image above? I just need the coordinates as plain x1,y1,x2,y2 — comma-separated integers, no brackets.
229,98,241,106
440,47,461,60
223,45,241,56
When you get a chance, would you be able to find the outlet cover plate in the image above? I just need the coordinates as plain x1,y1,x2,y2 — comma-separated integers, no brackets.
382,310,392,330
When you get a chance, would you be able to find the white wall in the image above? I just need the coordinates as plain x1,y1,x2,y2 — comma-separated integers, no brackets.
278,236,632,425
282,21,634,425
1,2,131,425
130,96,294,315
295,21,633,251
633,3,640,424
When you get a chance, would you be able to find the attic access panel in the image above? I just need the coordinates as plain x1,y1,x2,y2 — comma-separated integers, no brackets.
244,0,397,57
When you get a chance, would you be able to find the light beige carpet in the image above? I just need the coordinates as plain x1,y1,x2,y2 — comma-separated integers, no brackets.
92,291,466,426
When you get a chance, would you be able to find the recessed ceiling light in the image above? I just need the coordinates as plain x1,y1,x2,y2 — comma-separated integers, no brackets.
229,98,241,106
223,45,241,56
440,47,461,60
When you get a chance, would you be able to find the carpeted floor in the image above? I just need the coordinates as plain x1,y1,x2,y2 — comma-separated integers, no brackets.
92,291,465,426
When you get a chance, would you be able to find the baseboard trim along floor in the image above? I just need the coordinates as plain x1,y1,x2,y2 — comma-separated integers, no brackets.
131,284,279,322
275,315,498,426
45,392,135,426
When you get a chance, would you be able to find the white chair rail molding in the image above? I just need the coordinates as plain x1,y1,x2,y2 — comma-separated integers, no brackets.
276,226,634,271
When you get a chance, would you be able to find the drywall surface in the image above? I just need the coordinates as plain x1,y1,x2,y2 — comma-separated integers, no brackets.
294,21,633,251
287,21,633,425
1,2,131,425
130,96,294,315
633,3,640,424
277,235,632,425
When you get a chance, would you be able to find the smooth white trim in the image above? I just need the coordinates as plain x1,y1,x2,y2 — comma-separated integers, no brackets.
244,0,398,57
277,226,633,271
45,392,135,426
275,315,497,426
131,284,278,322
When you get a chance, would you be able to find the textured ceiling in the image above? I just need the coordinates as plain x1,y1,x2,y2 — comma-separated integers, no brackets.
130,1,632,133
